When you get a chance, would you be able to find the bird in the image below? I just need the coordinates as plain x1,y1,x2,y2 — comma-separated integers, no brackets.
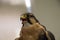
15,13,55,40
20,13,46,29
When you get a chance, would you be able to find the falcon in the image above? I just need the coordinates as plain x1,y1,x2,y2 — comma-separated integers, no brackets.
15,13,55,40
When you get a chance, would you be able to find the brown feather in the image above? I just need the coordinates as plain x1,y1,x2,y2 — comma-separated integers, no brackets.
15,23,46,40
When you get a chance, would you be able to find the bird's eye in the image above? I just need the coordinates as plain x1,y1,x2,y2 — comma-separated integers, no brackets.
30,15,33,17
29,14,34,17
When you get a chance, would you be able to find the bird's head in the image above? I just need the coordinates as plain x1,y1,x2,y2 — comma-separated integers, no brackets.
20,13,40,24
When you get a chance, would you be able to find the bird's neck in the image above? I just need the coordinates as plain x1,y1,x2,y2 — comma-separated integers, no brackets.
23,21,31,27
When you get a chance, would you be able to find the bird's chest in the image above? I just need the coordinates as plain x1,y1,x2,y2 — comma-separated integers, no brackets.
21,25,44,40
22,30,40,40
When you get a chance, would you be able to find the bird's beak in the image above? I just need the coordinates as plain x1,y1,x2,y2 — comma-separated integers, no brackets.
20,16,26,19
20,15,27,21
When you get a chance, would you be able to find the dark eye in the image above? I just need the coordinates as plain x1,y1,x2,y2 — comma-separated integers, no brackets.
29,14,34,17
30,15,34,17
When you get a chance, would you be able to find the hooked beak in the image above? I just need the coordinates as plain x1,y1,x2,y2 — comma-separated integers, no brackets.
20,15,27,21
20,16,26,19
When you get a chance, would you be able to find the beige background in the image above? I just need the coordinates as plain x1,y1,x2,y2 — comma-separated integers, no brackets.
0,0,60,40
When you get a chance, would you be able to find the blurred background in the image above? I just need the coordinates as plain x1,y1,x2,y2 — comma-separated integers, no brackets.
0,0,60,40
